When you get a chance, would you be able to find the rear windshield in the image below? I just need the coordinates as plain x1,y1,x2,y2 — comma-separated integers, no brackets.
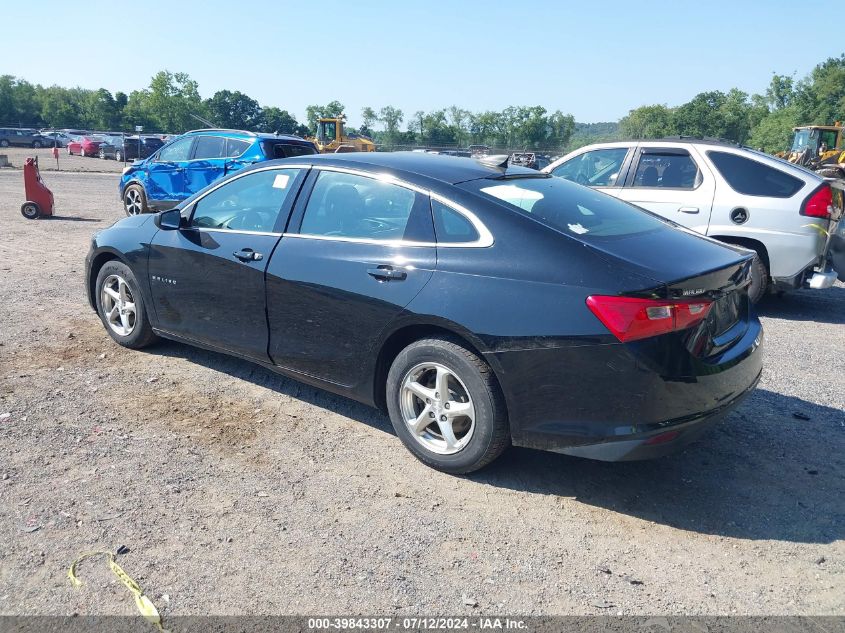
707,151,804,198
462,176,669,241
263,140,317,159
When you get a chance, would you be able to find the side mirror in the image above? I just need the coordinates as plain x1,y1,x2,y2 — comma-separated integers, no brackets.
156,208,183,230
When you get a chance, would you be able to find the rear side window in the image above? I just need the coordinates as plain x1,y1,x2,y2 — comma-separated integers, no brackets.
299,171,431,242
707,151,804,198
263,140,317,159
466,176,668,241
226,138,250,158
431,199,479,243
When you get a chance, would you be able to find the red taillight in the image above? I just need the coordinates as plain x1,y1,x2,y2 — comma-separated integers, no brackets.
586,295,713,342
801,184,832,219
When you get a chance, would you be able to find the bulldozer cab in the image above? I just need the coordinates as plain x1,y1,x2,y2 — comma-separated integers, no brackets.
316,118,341,144
790,125,842,155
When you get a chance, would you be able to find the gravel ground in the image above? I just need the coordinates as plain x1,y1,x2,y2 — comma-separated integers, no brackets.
0,170,843,617
0,147,128,173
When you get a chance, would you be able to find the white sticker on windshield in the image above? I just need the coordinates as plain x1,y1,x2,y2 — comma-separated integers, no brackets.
568,223,589,234
272,174,290,189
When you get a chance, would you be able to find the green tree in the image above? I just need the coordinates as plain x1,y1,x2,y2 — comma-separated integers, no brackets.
304,100,345,131
146,71,205,132
619,105,674,139
748,105,802,152
261,107,304,135
205,90,262,130
360,106,377,135
374,106,402,143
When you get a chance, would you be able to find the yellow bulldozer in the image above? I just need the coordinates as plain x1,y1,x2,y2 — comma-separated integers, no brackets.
779,123,845,179
307,115,376,153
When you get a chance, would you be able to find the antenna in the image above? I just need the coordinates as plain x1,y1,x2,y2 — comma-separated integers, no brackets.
189,113,217,128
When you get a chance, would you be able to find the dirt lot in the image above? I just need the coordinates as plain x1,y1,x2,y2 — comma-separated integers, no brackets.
0,170,843,617
0,147,128,173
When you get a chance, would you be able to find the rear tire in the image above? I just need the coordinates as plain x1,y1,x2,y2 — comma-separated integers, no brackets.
80,147,86,157
20,202,41,219
98,148,106,159
0,139,9,148
115,149,123,162
32,140,42,149
747,253,769,304
123,184,148,216
386,337,509,474
95,261,158,349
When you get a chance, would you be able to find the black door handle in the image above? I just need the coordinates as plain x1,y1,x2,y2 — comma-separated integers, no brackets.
233,248,263,262
367,266,407,281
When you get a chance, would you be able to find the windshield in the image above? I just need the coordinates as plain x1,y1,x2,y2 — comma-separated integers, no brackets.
791,129,815,152
462,176,670,241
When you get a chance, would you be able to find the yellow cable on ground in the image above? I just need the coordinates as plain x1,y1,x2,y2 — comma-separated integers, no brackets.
68,550,168,633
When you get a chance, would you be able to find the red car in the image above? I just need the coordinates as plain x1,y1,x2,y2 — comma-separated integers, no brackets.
67,136,104,157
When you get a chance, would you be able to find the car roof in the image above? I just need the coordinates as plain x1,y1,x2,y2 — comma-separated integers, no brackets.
269,151,539,185
181,128,306,142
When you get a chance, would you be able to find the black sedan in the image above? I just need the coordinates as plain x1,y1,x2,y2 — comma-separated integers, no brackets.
85,152,763,473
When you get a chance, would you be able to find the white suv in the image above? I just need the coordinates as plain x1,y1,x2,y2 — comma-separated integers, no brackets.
543,139,843,302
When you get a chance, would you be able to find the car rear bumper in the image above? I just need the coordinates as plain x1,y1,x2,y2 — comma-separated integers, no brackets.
493,313,764,460
553,372,759,461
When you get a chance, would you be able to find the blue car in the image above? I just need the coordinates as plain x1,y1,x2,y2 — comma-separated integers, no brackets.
119,128,318,216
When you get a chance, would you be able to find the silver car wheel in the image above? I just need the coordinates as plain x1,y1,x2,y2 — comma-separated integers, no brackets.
101,274,136,337
399,362,476,455
124,189,142,215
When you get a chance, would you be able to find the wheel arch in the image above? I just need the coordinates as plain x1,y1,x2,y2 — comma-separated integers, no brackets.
372,319,506,414
709,235,770,270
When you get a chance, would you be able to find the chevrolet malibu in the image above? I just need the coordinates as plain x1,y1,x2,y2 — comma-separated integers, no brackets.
85,153,763,473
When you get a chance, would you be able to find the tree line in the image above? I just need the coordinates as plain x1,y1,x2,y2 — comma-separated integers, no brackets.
618,54,845,152
1,54,843,153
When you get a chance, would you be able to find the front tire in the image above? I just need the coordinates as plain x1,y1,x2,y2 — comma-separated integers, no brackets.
123,184,148,216
32,140,42,149
386,337,509,474
0,139,9,148
95,261,158,349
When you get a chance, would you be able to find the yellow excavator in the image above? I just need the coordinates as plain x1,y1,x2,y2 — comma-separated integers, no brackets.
780,123,845,179
307,115,376,153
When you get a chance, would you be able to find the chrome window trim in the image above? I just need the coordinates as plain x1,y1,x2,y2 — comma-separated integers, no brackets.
296,166,495,248
193,227,282,237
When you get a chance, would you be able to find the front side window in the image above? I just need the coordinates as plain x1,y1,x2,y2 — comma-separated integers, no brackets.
193,136,226,160
466,176,668,241
158,137,194,162
299,171,430,241
632,151,700,189
190,168,300,232
551,148,628,187
707,151,804,198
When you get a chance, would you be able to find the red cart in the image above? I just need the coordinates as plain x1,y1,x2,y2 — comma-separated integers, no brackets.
21,156,55,219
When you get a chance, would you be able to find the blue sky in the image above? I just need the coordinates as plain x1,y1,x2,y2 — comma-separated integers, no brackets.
5,0,840,127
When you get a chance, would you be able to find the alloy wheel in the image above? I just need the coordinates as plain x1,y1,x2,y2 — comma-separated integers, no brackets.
124,189,142,215
100,274,136,337
399,362,476,455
